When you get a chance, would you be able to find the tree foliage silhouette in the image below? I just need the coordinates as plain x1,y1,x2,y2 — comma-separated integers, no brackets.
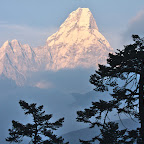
6,100,69,144
77,35,144,143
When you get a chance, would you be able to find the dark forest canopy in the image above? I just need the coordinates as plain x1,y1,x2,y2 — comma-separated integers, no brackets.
77,35,144,143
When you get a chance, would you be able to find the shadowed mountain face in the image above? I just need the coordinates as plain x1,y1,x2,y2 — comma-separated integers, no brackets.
0,8,113,85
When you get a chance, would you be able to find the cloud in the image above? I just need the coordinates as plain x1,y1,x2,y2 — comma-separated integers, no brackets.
0,23,58,47
123,9,144,42
26,68,94,93
34,81,54,89
130,10,144,24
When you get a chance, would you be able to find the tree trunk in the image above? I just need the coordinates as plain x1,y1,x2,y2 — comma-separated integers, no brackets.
34,124,38,144
139,72,144,143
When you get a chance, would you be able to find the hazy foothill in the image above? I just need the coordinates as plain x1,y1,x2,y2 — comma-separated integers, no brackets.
0,1,144,144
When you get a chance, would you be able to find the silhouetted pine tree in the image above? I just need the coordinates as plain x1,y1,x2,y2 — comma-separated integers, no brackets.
77,35,144,143
80,121,140,144
6,100,69,144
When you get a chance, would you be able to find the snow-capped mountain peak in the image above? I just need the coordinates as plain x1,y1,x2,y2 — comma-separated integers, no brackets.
0,40,37,85
45,8,113,70
0,8,113,85
1,40,9,50
60,8,98,30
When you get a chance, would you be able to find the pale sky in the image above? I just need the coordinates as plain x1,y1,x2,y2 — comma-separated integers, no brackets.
0,0,144,49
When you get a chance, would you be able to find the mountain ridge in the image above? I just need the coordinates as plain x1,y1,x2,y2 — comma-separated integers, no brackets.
0,8,113,85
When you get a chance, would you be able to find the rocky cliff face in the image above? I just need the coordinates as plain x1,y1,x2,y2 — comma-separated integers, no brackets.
0,8,113,85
